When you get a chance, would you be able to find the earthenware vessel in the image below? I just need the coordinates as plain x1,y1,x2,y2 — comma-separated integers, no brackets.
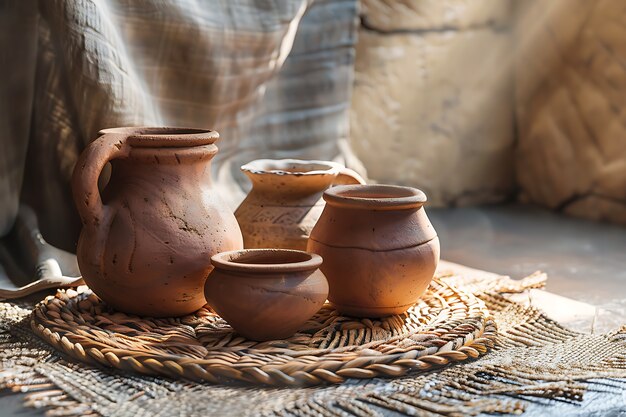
235,159,365,250
307,184,440,317
71,127,243,317
204,249,328,341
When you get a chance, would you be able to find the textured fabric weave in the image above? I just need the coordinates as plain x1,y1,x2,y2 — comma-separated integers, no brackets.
6,0,360,249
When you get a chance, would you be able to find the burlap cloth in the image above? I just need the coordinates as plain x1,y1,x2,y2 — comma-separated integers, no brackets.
1,265,625,416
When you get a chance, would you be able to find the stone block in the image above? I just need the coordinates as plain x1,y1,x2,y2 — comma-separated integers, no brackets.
515,0,626,224
350,18,514,206
361,0,510,32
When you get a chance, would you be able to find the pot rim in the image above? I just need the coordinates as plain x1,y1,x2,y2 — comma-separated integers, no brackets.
323,184,427,210
99,126,219,147
240,159,342,177
211,249,323,273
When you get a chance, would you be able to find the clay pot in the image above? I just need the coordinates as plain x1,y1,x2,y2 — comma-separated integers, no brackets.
307,184,440,317
234,159,365,251
204,249,328,341
71,127,243,317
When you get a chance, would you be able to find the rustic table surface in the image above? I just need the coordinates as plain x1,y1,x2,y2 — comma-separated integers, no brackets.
1,203,625,416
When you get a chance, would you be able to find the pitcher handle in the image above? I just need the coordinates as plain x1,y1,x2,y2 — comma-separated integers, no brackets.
333,167,366,185
71,132,130,230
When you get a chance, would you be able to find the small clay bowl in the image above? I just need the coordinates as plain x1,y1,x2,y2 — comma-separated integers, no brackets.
204,249,328,341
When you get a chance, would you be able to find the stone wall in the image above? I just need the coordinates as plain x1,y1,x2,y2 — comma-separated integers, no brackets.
515,0,626,225
350,0,515,206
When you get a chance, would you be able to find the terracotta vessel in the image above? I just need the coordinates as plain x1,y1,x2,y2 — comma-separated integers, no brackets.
235,159,365,250
307,184,440,317
71,127,243,317
204,249,328,341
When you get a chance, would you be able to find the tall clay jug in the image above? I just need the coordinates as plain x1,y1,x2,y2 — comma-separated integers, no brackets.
234,159,365,250
72,127,243,317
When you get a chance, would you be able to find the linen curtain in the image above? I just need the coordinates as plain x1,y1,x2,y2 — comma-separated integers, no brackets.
1,0,361,250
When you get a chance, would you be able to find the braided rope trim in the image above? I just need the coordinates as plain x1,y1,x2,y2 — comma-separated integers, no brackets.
30,279,497,387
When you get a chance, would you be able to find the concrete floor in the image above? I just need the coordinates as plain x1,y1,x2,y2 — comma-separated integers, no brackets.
428,204,626,306
1,204,625,416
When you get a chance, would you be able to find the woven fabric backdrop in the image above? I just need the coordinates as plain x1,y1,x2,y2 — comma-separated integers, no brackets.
2,0,362,250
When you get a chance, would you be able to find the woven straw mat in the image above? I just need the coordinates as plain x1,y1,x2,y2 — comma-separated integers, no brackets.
29,278,496,387
1,267,626,416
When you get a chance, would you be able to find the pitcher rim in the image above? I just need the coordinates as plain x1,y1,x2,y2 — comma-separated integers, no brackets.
99,126,219,147
241,158,343,177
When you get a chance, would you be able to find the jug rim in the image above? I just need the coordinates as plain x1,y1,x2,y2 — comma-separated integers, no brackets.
241,158,343,177
99,126,219,147
323,184,427,210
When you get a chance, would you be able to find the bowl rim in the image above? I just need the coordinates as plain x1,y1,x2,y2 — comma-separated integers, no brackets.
211,248,323,273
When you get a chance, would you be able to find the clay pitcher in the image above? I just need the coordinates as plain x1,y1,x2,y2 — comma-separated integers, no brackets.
71,127,243,317
234,159,365,250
